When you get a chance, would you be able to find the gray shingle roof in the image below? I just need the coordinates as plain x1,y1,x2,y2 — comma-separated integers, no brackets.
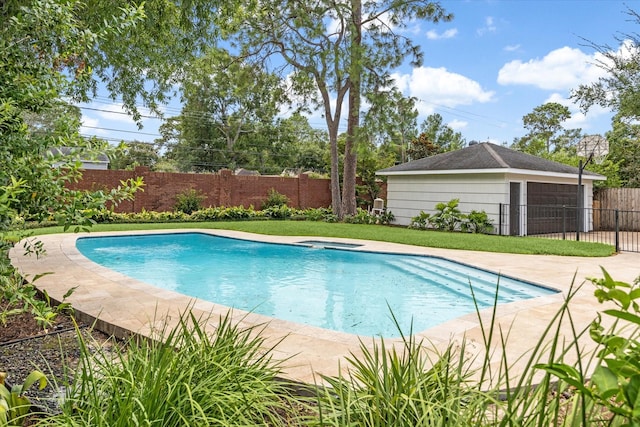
377,142,602,177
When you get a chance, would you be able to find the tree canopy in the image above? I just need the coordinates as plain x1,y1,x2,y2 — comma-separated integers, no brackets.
572,8,640,121
511,103,573,155
228,0,452,218
0,0,152,230
570,6,640,188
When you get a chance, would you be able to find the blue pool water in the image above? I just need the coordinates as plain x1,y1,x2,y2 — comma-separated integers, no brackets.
76,233,557,337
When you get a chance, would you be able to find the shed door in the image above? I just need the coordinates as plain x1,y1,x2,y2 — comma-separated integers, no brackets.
509,182,520,236
527,182,578,234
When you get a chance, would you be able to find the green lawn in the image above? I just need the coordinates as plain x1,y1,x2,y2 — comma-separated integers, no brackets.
23,220,615,257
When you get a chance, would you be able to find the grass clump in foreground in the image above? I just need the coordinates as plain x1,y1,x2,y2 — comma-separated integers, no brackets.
39,313,310,426
23,221,614,257
30,271,639,426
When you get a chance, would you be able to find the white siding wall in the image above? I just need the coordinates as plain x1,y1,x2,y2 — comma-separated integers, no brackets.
386,173,508,226
81,161,109,170
385,171,599,231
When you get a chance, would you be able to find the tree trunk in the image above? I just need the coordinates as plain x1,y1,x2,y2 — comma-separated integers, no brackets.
341,0,361,217
329,129,342,218
342,106,358,216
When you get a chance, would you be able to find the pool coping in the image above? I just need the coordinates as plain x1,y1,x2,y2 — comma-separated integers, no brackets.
9,229,640,385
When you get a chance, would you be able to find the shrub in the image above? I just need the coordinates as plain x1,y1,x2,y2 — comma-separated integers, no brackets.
409,211,432,230
344,208,377,225
261,189,289,210
82,208,116,223
262,205,296,219
299,207,334,222
377,210,395,225
217,206,255,220
431,199,464,231
462,210,494,234
343,208,395,225
174,189,205,214
539,269,640,425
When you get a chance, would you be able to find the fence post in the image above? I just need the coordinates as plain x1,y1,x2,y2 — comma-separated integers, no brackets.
562,205,566,240
499,203,503,236
615,209,620,253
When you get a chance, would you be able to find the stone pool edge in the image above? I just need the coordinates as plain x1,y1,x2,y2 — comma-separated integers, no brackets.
9,229,640,385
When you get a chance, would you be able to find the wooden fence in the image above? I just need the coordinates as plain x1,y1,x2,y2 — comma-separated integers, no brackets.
594,188,640,231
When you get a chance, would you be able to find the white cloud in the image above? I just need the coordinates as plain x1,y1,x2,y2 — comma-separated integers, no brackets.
447,119,468,130
497,46,608,91
504,44,521,52
477,16,496,36
79,116,106,136
393,67,495,115
426,28,458,40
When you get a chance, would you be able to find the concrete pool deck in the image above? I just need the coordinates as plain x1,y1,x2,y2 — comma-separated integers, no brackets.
8,229,640,386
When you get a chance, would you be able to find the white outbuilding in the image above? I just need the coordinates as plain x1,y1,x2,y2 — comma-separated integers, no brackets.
376,142,606,235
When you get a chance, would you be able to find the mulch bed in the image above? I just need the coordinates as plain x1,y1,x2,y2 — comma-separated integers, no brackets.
0,298,115,423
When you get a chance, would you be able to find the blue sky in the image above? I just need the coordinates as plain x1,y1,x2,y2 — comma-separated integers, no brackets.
78,0,638,148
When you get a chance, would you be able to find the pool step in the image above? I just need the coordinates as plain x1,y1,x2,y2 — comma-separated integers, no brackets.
384,257,540,305
385,259,497,305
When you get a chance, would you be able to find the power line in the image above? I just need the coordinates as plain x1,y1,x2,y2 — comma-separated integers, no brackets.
77,93,520,145
81,125,161,137
78,106,163,120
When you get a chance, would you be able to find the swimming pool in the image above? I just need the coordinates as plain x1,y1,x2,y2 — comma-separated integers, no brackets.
76,233,557,337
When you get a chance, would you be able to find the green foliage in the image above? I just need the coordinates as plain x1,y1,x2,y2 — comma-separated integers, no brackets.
377,210,395,226
409,211,432,230
174,189,206,214
0,0,144,234
232,0,452,217
47,312,304,426
77,205,349,225
410,200,493,234
432,199,464,231
462,210,494,234
316,333,489,426
572,8,640,121
261,188,290,210
0,263,75,330
0,370,47,426
109,141,159,170
539,269,640,425
262,205,295,219
407,132,440,161
606,114,640,188
161,49,289,173
513,102,573,155
297,207,336,222
419,113,466,154
0,179,26,232
344,208,379,225
190,206,252,221
361,89,418,165
344,208,394,225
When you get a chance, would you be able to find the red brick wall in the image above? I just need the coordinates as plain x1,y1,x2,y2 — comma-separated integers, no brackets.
70,167,388,213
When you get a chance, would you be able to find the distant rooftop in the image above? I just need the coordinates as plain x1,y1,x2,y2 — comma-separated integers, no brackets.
47,147,109,163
